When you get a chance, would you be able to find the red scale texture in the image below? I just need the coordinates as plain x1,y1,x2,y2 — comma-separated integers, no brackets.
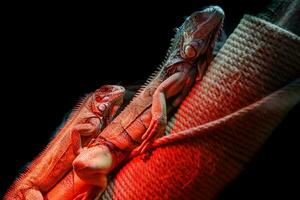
100,16,300,200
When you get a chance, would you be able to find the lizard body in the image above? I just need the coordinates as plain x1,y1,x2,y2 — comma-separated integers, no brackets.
71,6,225,199
94,5,224,152
4,85,125,200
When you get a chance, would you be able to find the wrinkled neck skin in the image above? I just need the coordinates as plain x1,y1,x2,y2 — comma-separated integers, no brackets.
164,29,220,80
164,6,224,80
164,39,214,81
163,39,195,76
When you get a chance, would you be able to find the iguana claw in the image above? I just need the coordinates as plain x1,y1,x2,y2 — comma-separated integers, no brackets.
137,117,166,154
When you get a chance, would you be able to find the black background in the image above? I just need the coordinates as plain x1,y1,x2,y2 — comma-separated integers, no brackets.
2,0,299,199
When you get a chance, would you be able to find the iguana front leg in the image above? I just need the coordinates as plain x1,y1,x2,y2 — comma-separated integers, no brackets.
20,125,102,200
73,117,101,136
71,6,224,199
4,85,125,200
138,69,191,153
23,118,103,200
71,117,102,155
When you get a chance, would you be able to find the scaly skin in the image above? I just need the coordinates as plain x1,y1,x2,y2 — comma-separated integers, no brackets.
4,85,125,200
71,6,225,199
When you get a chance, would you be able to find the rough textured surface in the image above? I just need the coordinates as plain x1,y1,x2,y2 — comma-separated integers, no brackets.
101,15,300,200
4,85,125,200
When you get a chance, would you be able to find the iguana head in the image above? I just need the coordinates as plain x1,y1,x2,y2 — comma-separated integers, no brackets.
91,85,125,126
164,6,224,79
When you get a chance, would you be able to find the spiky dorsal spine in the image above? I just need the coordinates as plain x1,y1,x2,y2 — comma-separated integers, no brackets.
4,93,93,199
123,25,184,110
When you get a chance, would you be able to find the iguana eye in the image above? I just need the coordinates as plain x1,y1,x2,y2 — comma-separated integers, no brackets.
184,44,197,58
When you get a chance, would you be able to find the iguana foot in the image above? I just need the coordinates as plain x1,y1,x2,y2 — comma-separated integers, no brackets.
136,116,167,154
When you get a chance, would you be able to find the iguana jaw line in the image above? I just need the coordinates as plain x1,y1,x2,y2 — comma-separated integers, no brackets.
164,6,224,71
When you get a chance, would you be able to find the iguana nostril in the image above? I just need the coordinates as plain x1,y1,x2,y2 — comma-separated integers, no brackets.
184,45,197,58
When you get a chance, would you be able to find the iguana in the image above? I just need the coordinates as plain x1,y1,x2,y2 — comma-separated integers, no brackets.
71,6,225,199
4,85,125,200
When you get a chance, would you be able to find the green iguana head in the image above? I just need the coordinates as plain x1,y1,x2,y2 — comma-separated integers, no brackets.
91,85,125,125
164,6,224,78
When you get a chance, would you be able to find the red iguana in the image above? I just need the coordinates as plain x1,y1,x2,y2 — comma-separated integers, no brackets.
70,6,225,199
4,85,125,200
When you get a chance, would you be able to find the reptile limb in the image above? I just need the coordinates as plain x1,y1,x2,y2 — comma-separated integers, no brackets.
4,85,125,200
71,6,225,199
